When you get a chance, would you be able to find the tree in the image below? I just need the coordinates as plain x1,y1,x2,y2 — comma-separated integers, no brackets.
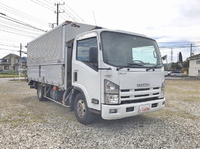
171,60,188,71
171,62,181,70
182,61,188,68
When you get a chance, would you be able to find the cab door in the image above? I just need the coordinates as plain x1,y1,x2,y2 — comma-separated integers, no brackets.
72,32,101,111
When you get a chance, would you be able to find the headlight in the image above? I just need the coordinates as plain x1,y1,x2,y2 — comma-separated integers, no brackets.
104,80,119,104
160,80,165,98
105,80,119,94
105,94,119,104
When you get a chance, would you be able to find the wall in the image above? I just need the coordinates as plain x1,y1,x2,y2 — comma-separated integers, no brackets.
189,59,200,76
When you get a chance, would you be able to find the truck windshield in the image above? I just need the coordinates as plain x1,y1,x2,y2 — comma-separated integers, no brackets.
101,31,162,68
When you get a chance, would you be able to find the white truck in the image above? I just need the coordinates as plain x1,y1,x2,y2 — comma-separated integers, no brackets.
27,21,165,124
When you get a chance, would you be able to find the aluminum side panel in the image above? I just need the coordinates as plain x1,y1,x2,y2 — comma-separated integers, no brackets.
27,26,63,65
28,65,64,86
28,65,39,81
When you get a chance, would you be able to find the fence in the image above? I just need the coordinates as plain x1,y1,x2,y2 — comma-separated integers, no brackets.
0,70,27,78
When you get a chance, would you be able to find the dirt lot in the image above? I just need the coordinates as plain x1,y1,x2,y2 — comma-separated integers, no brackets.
0,78,200,148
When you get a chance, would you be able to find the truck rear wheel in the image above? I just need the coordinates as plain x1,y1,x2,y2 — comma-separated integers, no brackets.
37,85,44,101
74,93,94,125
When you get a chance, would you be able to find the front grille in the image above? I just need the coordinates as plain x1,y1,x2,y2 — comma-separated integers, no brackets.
135,88,150,91
135,94,149,97
153,93,159,95
121,96,130,98
121,89,130,92
121,97,159,104
120,86,161,104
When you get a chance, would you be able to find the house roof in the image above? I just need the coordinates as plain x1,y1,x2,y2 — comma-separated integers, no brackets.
1,53,20,60
189,53,200,60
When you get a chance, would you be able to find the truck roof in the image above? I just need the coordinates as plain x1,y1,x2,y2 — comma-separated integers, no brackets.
95,28,148,39
28,21,153,45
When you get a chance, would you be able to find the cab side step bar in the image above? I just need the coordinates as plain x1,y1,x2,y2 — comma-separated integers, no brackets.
44,95,70,108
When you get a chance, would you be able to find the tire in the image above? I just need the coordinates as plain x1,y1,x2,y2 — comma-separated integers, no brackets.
37,85,45,101
74,93,94,125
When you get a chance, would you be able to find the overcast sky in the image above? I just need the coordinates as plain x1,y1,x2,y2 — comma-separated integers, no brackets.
0,0,200,62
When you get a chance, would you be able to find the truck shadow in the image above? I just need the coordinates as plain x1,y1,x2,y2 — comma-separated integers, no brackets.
24,96,165,128
88,113,165,130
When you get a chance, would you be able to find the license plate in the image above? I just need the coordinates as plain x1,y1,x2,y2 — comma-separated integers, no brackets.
139,104,150,113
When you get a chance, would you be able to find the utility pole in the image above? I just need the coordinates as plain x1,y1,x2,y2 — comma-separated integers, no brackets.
55,2,65,26
171,48,173,63
19,43,22,81
19,43,22,57
190,44,192,57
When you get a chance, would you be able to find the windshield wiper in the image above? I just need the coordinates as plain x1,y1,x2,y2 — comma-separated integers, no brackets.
146,64,159,71
117,63,143,71
116,65,131,71
127,63,144,66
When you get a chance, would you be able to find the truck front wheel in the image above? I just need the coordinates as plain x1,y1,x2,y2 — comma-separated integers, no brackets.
37,85,44,101
74,93,94,125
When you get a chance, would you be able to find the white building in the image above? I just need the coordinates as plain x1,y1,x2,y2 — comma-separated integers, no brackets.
188,54,200,77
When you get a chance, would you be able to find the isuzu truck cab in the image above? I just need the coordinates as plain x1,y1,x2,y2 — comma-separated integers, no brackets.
27,21,165,124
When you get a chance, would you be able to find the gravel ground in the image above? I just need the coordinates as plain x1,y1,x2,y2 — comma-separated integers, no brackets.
0,78,200,149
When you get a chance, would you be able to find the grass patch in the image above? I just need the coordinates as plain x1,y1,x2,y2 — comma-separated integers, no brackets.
165,80,200,103
150,108,199,120
0,118,24,123
0,74,26,78
176,109,198,120
9,80,27,83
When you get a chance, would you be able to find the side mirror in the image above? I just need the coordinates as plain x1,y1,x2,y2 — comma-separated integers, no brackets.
89,47,98,63
162,55,167,60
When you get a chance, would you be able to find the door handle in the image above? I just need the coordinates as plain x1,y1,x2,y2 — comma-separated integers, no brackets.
74,72,77,82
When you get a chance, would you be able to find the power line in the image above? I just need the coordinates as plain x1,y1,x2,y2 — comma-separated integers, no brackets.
31,0,65,25
0,29,37,37
60,14,67,20
43,0,55,6
0,35,31,42
0,43,19,48
0,2,49,27
0,17,43,35
35,0,55,10
62,6,79,22
0,14,47,32
0,20,42,35
0,24,42,36
0,48,19,52
30,0,54,11
64,4,85,23
60,12,77,22
41,0,84,23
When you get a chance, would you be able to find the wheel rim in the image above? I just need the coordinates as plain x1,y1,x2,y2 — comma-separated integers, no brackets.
76,99,86,118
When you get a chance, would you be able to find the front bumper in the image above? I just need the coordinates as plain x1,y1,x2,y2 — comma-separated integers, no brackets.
101,98,165,120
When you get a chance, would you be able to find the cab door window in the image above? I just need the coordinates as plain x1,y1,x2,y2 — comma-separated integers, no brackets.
76,37,98,70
